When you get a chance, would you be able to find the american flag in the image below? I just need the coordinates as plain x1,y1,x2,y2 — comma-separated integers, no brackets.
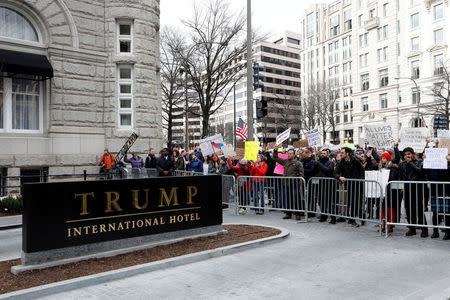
236,118,248,141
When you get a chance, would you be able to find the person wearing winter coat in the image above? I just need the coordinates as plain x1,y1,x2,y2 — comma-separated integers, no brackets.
156,148,175,177
249,154,268,214
124,152,144,178
187,154,203,173
334,147,365,227
174,150,185,171
100,148,115,179
144,148,157,169
273,148,304,220
314,148,336,223
398,147,428,237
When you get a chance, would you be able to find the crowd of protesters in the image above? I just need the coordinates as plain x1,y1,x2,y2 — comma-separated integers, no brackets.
99,138,450,240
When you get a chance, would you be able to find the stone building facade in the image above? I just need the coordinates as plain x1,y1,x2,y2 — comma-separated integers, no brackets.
0,0,162,192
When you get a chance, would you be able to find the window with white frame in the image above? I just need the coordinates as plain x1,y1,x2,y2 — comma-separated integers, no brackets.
0,77,42,132
434,28,443,45
380,93,388,109
117,65,133,128
117,20,133,54
377,47,387,62
434,54,444,75
361,73,369,91
0,7,38,42
411,37,419,51
411,87,420,104
383,3,388,17
410,13,419,29
361,97,369,111
411,60,420,79
359,53,368,67
433,3,443,20
379,69,389,87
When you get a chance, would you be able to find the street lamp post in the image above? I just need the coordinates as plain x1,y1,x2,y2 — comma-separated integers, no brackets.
180,67,189,149
246,0,254,141
395,77,420,127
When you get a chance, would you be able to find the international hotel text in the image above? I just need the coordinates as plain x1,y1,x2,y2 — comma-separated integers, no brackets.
66,186,201,238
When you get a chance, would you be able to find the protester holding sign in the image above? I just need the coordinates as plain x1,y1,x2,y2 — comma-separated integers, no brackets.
273,148,304,220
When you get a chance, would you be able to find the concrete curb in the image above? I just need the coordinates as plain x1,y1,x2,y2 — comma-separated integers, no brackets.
0,224,21,231
0,223,289,300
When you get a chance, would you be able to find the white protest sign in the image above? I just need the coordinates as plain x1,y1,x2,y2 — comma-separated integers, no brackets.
276,128,291,145
220,144,236,157
365,169,390,198
364,124,394,149
399,128,429,153
306,129,321,147
198,134,224,156
423,148,448,169
438,130,450,139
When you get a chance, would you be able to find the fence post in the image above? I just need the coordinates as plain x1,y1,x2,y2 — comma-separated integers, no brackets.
83,170,87,181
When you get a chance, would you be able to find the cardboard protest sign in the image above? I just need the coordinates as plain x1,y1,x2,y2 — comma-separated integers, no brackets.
399,128,429,153
220,144,235,157
276,128,291,145
234,141,245,160
365,169,390,198
273,153,288,175
306,129,320,147
423,148,448,169
345,141,356,150
293,140,309,149
364,124,394,149
438,130,450,139
266,142,277,150
438,138,450,152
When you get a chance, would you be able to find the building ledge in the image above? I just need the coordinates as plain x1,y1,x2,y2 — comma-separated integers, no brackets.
364,17,379,31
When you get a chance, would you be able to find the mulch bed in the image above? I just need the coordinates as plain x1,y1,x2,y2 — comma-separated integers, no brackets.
0,225,280,295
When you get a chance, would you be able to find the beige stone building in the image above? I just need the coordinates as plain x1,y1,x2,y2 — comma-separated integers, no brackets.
0,0,162,192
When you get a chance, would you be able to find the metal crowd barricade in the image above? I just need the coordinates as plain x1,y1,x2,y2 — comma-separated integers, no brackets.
385,181,450,237
222,175,236,208
121,167,158,179
235,176,306,215
173,170,204,176
306,177,383,229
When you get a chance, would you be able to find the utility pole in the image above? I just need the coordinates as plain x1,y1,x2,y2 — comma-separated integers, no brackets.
180,67,189,149
246,0,254,140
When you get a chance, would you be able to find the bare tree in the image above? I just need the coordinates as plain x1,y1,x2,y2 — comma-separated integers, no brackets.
422,62,450,127
172,0,254,137
160,27,186,146
270,92,302,139
302,83,321,132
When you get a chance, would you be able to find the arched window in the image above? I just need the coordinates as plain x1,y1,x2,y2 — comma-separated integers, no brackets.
0,7,39,42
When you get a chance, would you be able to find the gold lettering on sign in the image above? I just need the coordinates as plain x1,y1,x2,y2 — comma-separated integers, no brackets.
159,187,179,207
74,192,95,216
186,186,198,205
104,191,122,213
131,189,149,210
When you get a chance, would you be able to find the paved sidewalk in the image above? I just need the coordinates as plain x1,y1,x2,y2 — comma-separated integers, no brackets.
0,215,22,230
34,210,450,300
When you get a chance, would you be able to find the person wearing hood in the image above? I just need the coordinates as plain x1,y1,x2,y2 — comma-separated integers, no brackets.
314,148,336,223
144,148,157,169
156,148,175,176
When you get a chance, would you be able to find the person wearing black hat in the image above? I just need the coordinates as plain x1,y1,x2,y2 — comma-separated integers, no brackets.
398,147,428,237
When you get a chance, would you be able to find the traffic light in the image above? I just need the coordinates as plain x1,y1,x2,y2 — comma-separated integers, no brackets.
253,62,264,90
256,99,268,119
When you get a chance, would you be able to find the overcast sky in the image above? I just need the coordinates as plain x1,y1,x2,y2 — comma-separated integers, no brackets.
160,0,322,39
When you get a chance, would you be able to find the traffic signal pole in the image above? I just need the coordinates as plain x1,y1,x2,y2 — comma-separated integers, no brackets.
246,0,254,141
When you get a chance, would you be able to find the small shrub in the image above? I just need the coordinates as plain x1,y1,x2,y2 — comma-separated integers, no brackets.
0,195,23,214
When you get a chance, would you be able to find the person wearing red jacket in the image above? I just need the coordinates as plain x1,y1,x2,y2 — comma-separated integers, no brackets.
249,154,268,214
228,157,252,212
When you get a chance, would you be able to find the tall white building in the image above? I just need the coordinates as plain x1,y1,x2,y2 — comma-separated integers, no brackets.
301,0,450,145
211,31,302,144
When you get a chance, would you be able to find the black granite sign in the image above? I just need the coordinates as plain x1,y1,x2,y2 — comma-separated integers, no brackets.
23,175,222,253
